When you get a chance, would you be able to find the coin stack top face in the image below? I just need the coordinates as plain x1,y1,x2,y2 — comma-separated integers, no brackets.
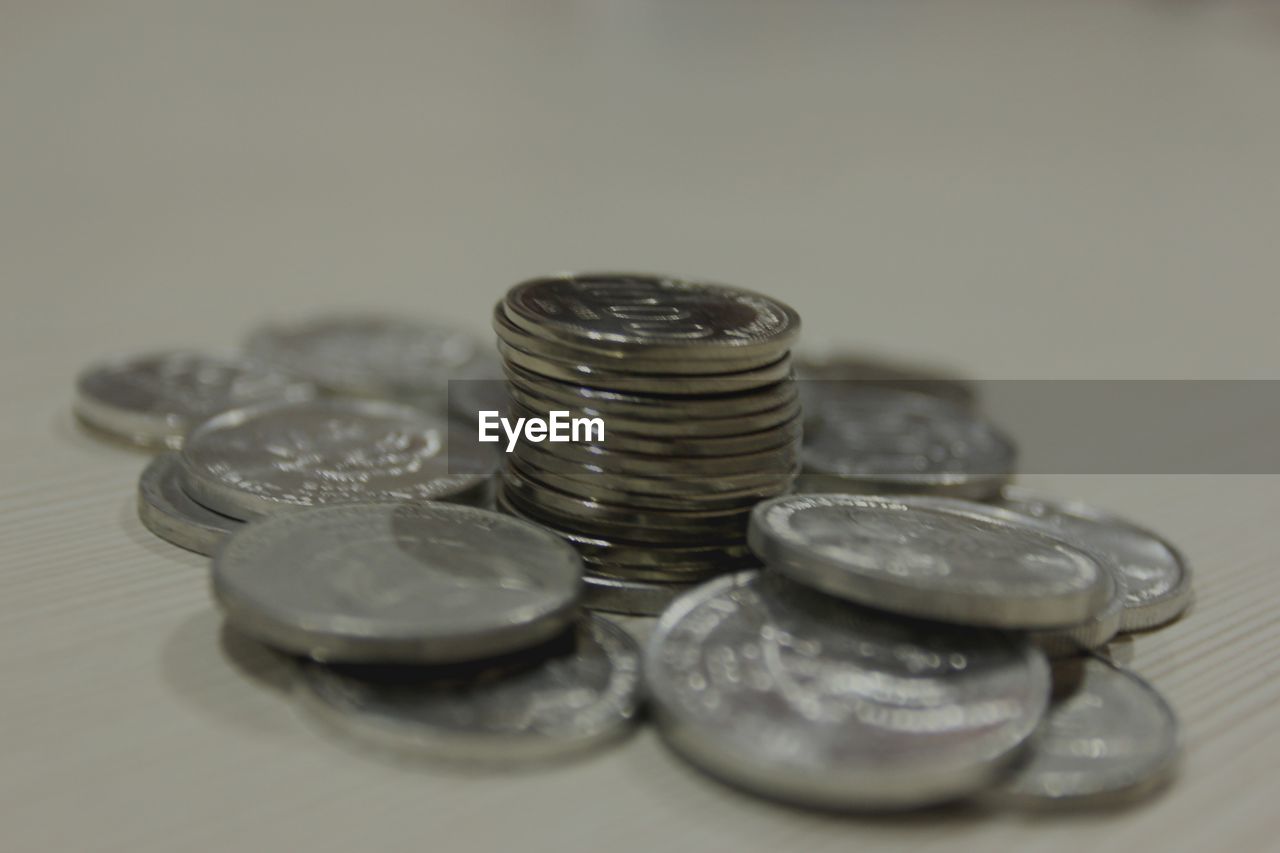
178,398,494,520
74,351,315,449
493,273,803,615
213,502,583,663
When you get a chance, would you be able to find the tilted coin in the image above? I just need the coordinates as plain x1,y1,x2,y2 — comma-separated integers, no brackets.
502,273,801,358
646,571,1051,810
1027,566,1125,658
492,302,780,375
583,574,698,616
997,487,1193,632
749,495,1111,629
137,453,243,555
74,351,314,449
212,502,583,663
498,340,793,396
800,387,1015,500
179,398,494,520
988,656,1179,808
245,313,480,399
295,615,641,764
795,351,977,411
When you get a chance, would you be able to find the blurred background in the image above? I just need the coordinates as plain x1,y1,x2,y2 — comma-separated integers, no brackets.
3,3,1278,851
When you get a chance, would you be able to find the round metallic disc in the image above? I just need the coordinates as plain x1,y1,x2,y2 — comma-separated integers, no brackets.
245,313,480,399
74,350,315,450
294,615,640,764
504,377,802,438
179,398,494,520
988,656,1179,808
507,455,768,511
584,574,697,616
794,351,977,412
1027,567,1125,658
800,387,1015,500
492,302,781,375
750,495,1110,629
510,435,797,479
502,273,801,358
997,488,1193,632
212,502,583,664
137,453,243,555
498,340,793,396
505,399,802,457
646,570,1051,810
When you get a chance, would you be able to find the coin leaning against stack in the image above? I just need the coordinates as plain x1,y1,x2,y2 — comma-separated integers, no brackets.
488,273,803,615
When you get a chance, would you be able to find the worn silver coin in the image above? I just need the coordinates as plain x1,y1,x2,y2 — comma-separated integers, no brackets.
295,615,640,764
246,313,479,400
179,398,493,520
212,502,583,663
998,487,1193,632
503,273,801,358
750,495,1110,629
75,350,314,449
137,453,243,555
583,574,697,616
800,387,1015,499
988,656,1179,808
646,571,1051,810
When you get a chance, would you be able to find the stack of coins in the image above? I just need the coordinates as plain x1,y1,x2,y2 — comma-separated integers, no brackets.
488,273,803,615
643,492,1190,811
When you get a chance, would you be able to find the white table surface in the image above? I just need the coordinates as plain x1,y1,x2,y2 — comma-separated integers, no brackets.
2,2,1277,851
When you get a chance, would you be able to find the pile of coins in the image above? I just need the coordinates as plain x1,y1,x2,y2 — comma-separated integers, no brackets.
489,274,803,615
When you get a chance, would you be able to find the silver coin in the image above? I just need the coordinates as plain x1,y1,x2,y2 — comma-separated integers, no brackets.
212,502,583,663
179,398,494,520
503,273,801,358
750,495,1111,629
295,615,641,764
584,574,697,616
507,455,766,511
511,437,797,480
988,656,1179,808
75,351,314,449
245,314,480,399
800,388,1015,499
136,453,243,555
997,488,1193,632
1027,566,1125,658
646,571,1050,810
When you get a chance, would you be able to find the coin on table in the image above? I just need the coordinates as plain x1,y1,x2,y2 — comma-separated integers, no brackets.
1026,566,1125,658
137,453,243,555
646,571,1050,810
245,313,480,400
295,614,641,764
212,502,583,663
502,273,801,360
988,656,1179,808
179,398,494,520
74,351,314,450
997,487,1193,632
750,495,1111,629
799,387,1015,499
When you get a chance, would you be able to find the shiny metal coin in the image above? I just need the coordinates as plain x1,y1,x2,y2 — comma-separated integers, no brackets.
492,302,780,375
997,488,1193,632
507,455,767,511
502,273,800,359
646,571,1050,810
179,398,494,520
1027,567,1125,658
512,437,797,480
750,495,1111,629
800,387,1015,499
511,447,798,498
137,453,243,555
245,313,480,399
504,377,802,438
795,351,977,411
498,340,793,395
988,656,1179,808
212,502,583,663
295,615,640,764
584,575,697,616
500,471,752,530
75,351,314,450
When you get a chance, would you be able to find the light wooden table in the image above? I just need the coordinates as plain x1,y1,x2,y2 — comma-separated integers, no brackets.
3,2,1277,851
